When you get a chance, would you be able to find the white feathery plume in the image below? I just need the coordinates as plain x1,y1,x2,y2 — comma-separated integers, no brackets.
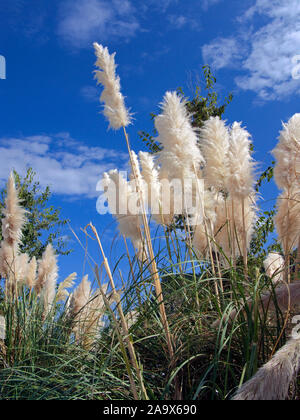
56,272,77,302
0,174,26,296
139,151,163,223
93,42,131,130
226,122,255,199
81,285,109,347
272,113,300,191
0,315,5,340
274,187,300,254
233,336,300,400
214,195,256,265
1,173,26,248
155,91,205,182
200,116,230,191
35,244,58,301
264,253,285,284
103,170,146,260
0,243,16,280
192,189,217,259
213,195,231,260
70,275,91,317
26,256,37,289
35,245,58,316
15,253,29,286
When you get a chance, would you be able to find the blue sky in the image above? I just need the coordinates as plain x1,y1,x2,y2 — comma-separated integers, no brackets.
0,0,300,282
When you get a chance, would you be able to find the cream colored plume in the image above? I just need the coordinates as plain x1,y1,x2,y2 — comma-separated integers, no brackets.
35,244,58,299
200,116,230,191
1,173,26,248
70,277,109,349
0,243,17,281
226,122,255,199
272,113,300,191
70,275,91,317
233,336,300,400
264,252,284,284
15,253,29,285
103,170,146,260
93,42,131,130
56,272,77,302
155,91,204,182
214,195,256,265
26,256,37,289
192,189,217,259
139,151,161,214
274,187,300,254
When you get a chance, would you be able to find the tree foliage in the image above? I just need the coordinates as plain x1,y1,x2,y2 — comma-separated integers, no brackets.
139,65,233,154
0,168,71,259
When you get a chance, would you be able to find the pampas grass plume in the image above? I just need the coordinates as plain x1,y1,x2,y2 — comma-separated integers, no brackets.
226,122,255,199
155,91,204,181
272,113,300,191
35,244,58,297
200,116,230,190
233,337,300,400
264,252,285,284
1,173,26,248
93,43,131,130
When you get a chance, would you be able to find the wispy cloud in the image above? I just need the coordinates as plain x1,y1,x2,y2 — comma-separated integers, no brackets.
0,133,127,198
202,37,242,69
167,14,200,30
202,0,300,101
57,0,140,48
80,85,99,103
201,0,222,10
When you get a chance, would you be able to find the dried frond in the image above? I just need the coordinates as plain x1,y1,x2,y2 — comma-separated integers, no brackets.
264,253,285,284
226,122,255,199
93,42,131,129
233,337,300,400
272,113,300,191
200,116,230,191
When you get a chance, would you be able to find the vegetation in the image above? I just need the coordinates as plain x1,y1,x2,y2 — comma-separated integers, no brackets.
0,168,71,259
0,44,299,401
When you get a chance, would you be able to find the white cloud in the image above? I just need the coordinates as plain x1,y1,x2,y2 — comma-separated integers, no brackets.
202,0,300,101
202,37,242,69
80,85,99,103
0,133,128,199
167,14,200,30
57,0,140,48
201,0,222,10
